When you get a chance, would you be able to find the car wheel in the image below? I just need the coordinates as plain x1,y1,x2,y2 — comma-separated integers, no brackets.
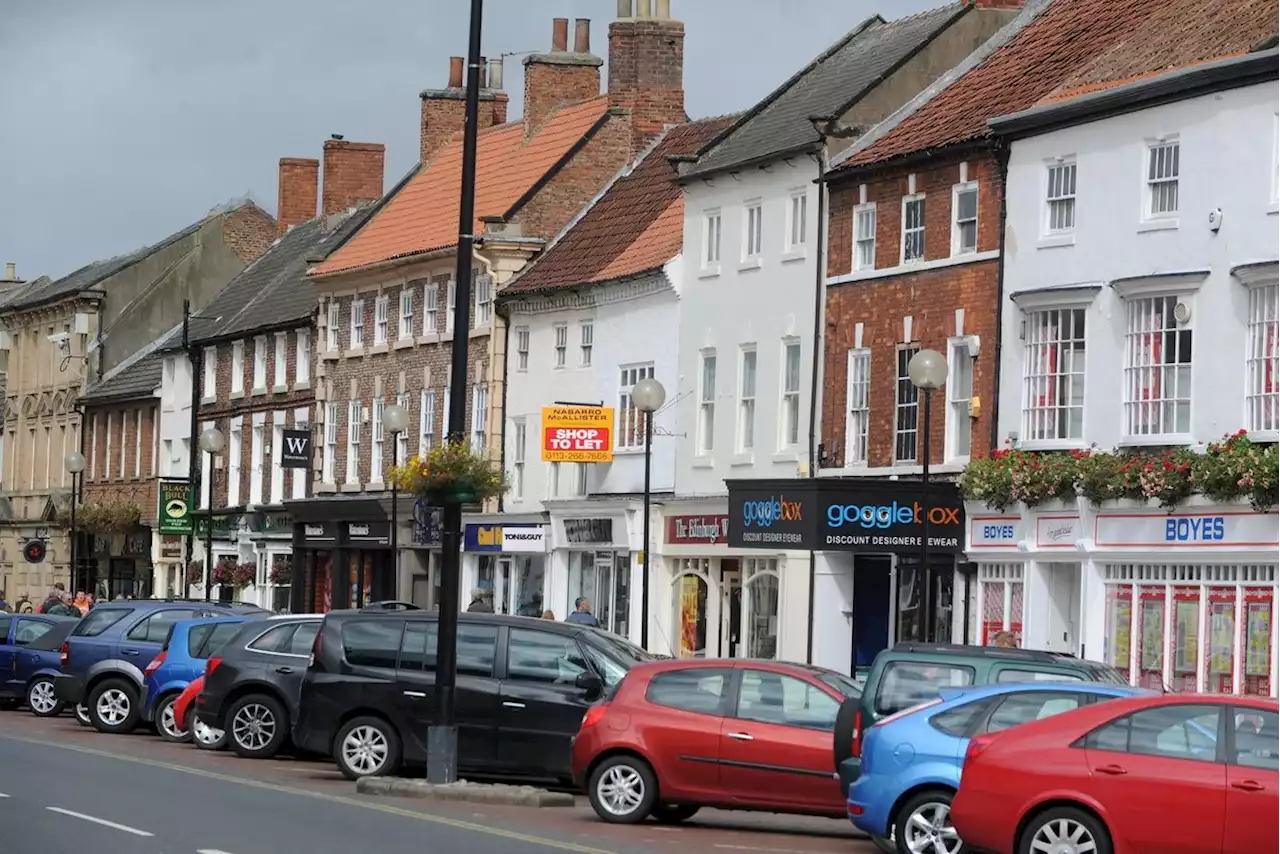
587,755,658,824
228,694,288,760
74,704,91,726
87,679,141,735
334,717,401,781
26,677,63,717
1019,807,1112,854
651,804,699,824
192,716,227,750
155,693,191,743
895,789,961,854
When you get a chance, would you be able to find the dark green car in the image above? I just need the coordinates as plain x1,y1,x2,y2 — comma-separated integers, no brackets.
833,642,1126,796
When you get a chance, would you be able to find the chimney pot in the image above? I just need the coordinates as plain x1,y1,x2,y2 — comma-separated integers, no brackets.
655,0,670,18
616,0,632,17
487,58,504,90
448,56,464,88
574,19,591,53
636,0,653,18
478,56,488,88
4,262,15,280
551,17,569,51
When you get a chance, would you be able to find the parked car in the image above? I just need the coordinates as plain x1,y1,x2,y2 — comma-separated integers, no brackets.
570,657,863,824
174,674,225,749
834,643,1127,798
848,682,1146,854
951,693,1279,854
195,614,322,759
0,613,80,716
141,616,259,742
52,598,269,734
293,610,658,781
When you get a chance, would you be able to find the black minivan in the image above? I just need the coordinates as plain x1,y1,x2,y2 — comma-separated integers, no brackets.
292,610,656,781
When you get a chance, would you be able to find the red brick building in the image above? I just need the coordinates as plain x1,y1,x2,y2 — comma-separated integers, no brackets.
295,3,689,611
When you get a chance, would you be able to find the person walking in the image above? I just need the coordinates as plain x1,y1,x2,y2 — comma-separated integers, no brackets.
0,590,10,613
15,593,33,614
466,588,494,613
565,597,599,627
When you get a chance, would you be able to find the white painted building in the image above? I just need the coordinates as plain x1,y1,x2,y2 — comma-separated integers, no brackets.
972,51,1279,696
155,347,195,597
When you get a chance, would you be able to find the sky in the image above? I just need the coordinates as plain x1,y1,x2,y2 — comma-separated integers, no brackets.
1,0,940,281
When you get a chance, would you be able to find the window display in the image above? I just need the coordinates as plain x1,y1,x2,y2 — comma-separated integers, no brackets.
1169,586,1199,692
1206,587,1235,694
744,559,779,659
569,551,631,637
978,565,1024,646
1137,586,1166,690
1243,587,1274,697
1105,584,1133,682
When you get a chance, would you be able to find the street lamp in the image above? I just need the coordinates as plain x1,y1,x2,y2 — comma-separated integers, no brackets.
907,348,947,639
198,426,225,602
631,377,666,651
383,403,410,585
64,451,85,593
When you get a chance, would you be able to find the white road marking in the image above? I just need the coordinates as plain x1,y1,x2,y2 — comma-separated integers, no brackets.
0,793,9,798
45,806,154,837
197,850,238,854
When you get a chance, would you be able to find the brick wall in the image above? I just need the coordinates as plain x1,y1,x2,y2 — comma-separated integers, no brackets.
278,157,320,234
822,151,1001,469
321,140,385,216
82,402,159,518
607,17,687,155
221,204,278,264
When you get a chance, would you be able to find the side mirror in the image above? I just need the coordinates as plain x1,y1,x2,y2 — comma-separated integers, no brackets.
575,672,603,698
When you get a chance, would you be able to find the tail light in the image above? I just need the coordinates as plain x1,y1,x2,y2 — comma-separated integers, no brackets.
308,626,323,668
205,657,223,677
581,703,609,730
144,652,166,678
850,709,863,758
964,733,998,769
59,641,70,671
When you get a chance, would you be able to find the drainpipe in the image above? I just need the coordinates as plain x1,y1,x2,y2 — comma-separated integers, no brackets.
472,249,503,513
988,138,1011,453
804,146,829,666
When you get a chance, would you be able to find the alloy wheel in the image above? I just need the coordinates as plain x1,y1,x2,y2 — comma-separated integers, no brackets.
232,703,276,752
1031,817,1097,854
159,699,183,739
28,680,57,715
96,688,131,726
341,725,388,776
74,704,91,725
193,718,224,746
904,801,961,854
596,765,645,817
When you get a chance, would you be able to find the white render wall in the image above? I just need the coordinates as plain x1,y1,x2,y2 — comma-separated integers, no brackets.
998,80,1280,450
676,158,822,493
158,351,194,480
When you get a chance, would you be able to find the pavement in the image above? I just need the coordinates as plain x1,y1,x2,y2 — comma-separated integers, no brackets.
0,708,874,854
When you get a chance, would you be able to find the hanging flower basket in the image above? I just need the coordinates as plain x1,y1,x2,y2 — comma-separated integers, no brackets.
211,558,237,587
269,559,293,586
389,440,506,506
232,562,256,590
56,500,142,534
186,561,205,587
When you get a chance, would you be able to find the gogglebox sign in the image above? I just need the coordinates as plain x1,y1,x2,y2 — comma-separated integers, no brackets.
541,406,615,463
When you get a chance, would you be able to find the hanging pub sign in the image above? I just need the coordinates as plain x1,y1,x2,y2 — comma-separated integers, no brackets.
157,479,193,535
541,406,615,463
280,429,312,469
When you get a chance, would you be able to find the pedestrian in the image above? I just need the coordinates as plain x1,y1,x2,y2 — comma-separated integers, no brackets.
39,588,62,614
565,597,599,627
73,591,89,615
466,588,493,613
16,593,33,614
45,593,79,618
990,630,1018,649
542,609,555,620
0,589,10,613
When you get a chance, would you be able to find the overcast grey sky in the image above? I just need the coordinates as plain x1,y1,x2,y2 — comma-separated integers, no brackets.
1,0,937,280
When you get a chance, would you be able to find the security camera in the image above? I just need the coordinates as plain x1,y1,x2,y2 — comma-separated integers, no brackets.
48,331,70,355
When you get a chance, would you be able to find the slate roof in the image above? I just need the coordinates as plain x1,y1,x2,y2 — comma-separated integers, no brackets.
683,3,965,179
834,0,1279,173
313,97,612,277
502,115,738,296
80,349,167,404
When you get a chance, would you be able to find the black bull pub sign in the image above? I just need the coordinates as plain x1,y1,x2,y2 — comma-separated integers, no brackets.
726,478,964,555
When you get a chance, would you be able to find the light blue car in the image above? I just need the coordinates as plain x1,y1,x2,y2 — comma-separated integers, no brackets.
848,681,1148,854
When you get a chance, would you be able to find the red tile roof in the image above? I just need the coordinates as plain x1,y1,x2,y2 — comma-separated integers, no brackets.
838,0,1278,171
312,97,609,276
501,115,738,295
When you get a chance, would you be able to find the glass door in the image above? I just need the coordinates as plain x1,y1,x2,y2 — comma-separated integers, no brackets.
569,551,630,636
896,560,954,644
720,560,742,657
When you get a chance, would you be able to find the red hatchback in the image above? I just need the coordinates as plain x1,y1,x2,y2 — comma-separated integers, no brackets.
570,658,861,824
951,693,1278,854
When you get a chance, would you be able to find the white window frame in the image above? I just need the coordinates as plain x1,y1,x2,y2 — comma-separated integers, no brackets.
270,411,285,504
573,462,588,497
553,324,567,369
134,409,143,477
323,403,338,485
442,383,452,443
119,411,127,477
295,330,310,384
423,282,439,334
292,409,309,499
737,346,756,453
580,322,593,367
89,414,98,480
231,340,245,395
326,300,339,351
1021,307,1087,444
471,384,488,453
374,295,390,345
249,413,265,505
1045,158,1077,234
743,200,763,262
779,339,802,450
396,391,411,464
854,204,876,272
697,350,717,456
227,417,242,506
371,397,385,483
199,419,212,507
346,400,362,484
1145,138,1180,220
273,332,287,389
951,182,978,256
894,345,920,464
511,418,527,500
901,194,926,264
515,326,529,372
617,363,655,451
786,190,807,253
1123,294,1192,439
703,208,722,269
845,349,870,467
202,347,217,400
945,338,975,463
252,336,267,391
419,389,437,455
350,299,365,348
446,281,456,333
398,289,414,340
1245,282,1279,436
474,274,492,328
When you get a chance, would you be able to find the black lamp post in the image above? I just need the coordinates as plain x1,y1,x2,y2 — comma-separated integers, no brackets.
64,451,86,592
199,426,225,601
383,403,410,587
630,377,666,651
907,348,947,639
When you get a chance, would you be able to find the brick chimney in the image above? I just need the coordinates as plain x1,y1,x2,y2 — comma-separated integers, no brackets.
970,0,1023,7
522,17,602,139
420,56,506,164
277,157,320,235
321,136,385,216
609,0,687,154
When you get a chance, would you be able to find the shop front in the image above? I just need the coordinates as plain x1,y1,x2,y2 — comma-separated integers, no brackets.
727,478,967,678
964,497,1279,698
462,519,549,617
243,510,295,612
544,504,640,640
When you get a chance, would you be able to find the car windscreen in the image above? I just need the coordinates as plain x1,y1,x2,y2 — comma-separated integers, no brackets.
23,621,76,651
585,629,660,665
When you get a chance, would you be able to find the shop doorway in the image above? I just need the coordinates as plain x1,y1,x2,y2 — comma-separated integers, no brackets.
1044,563,1081,655
721,559,742,658
570,551,631,637
346,551,394,608
895,558,955,645
477,555,546,617
852,556,892,668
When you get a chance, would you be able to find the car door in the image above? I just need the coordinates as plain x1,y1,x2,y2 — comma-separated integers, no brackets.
1222,706,1279,854
497,627,598,778
639,668,733,799
121,608,198,668
719,667,846,811
1084,702,1227,854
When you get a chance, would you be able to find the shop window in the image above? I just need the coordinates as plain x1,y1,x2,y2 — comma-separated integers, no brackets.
672,559,710,658
1106,584,1133,683
1205,587,1236,694
476,554,545,616
977,564,1024,646
570,551,630,638
1136,585,1166,690
1243,587,1274,697
1169,586,1200,692
743,558,779,659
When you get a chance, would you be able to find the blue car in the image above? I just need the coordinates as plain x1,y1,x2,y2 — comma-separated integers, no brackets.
0,613,80,716
142,616,257,742
848,681,1146,854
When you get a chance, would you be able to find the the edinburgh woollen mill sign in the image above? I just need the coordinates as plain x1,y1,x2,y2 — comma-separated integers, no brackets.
541,406,615,463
